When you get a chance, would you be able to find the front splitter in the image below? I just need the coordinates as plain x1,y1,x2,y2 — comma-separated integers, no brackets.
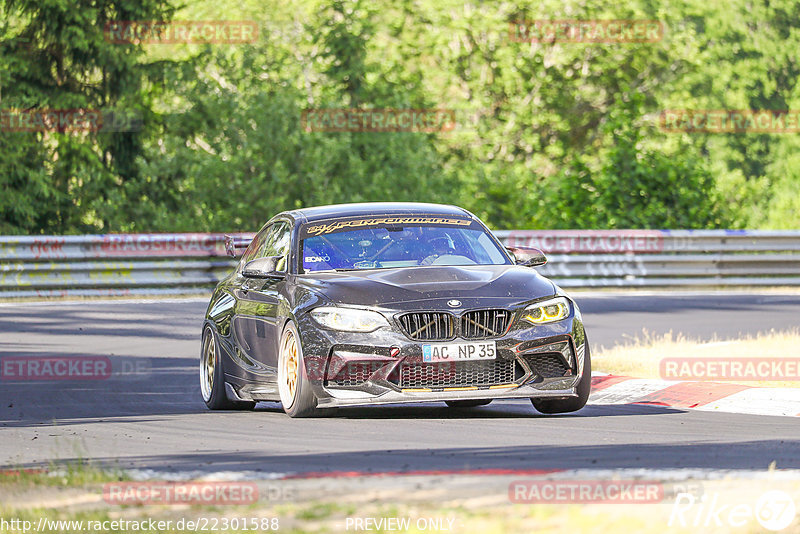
315,379,579,408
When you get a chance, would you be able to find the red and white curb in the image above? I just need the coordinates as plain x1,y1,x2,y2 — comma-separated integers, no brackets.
590,374,800,417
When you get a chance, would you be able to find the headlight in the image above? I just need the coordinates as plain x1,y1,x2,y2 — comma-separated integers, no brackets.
522,297,570,324
310,307,389,332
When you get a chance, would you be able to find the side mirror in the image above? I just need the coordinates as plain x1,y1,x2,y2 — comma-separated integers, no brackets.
242,256,284,278
224,234,253,258
506,246,547,267
224,234,236,257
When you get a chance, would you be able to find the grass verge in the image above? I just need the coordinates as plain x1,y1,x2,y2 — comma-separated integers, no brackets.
594,328,800,387
1,474,798,533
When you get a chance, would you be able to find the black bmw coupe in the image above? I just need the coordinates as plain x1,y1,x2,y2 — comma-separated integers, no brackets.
201,202,590,417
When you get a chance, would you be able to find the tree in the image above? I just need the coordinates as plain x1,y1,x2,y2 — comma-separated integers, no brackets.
0,0,174,233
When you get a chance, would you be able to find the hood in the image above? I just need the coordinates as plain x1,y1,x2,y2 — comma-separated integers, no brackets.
296,265,555,309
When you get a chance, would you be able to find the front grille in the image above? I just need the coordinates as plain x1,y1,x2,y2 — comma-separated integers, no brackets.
398,309,512,341
399,359,515,388
460,309,512,339
523,353,570,378
398,312,454,341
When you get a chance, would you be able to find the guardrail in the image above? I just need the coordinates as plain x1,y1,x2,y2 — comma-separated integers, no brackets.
496,230,800,287
0,230,798,297
0,234,252,298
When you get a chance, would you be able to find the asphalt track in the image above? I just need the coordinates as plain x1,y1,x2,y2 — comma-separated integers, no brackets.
1,292,799,477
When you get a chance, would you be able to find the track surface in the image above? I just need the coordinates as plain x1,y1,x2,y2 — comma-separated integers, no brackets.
1,292,799,476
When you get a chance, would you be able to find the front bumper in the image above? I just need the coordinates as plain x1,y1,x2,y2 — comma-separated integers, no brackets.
297,303,588,408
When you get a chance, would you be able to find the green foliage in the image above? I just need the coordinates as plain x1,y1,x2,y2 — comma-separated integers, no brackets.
543,93,726,229
0,0,174,233
2,0,800,233
0,135,54,233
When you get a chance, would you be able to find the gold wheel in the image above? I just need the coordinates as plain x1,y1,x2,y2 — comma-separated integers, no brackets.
278,322,319,417
285,332,298,399
201,331,216,402
279,328,300,409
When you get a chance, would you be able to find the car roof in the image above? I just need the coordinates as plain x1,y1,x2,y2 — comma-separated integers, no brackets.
284,202,474,223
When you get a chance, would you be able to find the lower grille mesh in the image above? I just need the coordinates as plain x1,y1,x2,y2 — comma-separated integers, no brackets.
523,353,570,378
329,362,384,387
399,359,515,388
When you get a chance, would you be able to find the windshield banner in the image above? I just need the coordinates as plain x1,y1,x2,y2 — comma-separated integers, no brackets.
300,215,474,238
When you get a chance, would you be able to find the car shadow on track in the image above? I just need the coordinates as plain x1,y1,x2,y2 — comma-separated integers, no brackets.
0,301,208,341
249,401,684,419
19,437,800,475
0,351,678,428
0,356,202,428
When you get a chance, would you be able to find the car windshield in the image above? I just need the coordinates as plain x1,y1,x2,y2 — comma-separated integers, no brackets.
299,219,510,273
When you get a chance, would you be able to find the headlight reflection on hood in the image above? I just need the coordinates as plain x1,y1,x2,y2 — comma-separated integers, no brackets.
522,297,570,324
310,307,390,332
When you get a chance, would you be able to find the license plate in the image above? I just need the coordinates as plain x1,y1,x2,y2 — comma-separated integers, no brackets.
422,341,497,363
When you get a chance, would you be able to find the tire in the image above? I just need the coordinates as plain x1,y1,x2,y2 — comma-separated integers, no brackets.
201,326,256,411
445,400,492,408
531,341,592,414
278,321,320,418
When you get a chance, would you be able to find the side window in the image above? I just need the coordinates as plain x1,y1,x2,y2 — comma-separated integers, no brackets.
239,225,271,269
255,222,291,272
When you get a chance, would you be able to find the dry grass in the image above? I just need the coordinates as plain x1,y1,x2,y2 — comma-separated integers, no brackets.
2,473,798,534
594,328,800,387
